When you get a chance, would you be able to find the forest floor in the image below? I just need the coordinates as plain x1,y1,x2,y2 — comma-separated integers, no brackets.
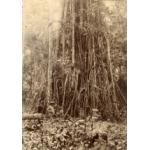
22,117,127,150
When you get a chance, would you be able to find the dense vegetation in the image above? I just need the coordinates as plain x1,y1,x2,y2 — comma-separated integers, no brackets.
23,0,127,149
23,0,126,121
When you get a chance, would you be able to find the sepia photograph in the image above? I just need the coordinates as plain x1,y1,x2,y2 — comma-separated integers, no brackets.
22,0,127,149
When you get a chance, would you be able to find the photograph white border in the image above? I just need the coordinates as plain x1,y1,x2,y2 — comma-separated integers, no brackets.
0,0,150,149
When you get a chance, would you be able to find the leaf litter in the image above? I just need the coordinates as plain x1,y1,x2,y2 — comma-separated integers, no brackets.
23,118,126,150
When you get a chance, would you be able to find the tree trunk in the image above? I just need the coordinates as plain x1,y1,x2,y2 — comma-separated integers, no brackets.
105,34,120,119
22,113,43,120
71,0,75,65
47,15,53,110
62,0,69,63
80,0,83,27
